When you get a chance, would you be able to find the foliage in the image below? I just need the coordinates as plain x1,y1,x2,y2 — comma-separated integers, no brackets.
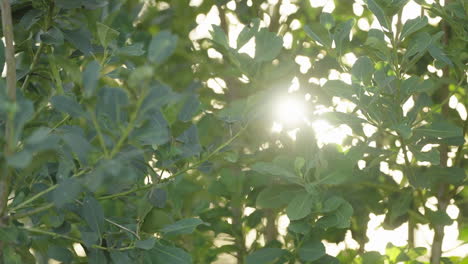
0,0,467,263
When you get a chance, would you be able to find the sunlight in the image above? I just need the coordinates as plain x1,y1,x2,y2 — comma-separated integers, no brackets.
276,98,306,125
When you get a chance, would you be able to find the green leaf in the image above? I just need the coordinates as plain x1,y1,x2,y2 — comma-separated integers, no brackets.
150,243,192,264
322,80,356,101
362,251,385,264
141,209,174,233
298,241,326,262
237,19,260,49
333,19,354,54
304,25,328,47
254,28,283,62
286,191,315,220
365,0,390,30
161,218,205,236
405,32,432,58
414,120,462,139
245,248,286,264
148,31,178,65
428,44,453,66
322,196,347,213
400,16,428,40
83,60,101,98
47,246,73,263
63,28,93,55
96,22,119,48
256,185,302,209
53,178,82,208
6,150,32,169
316,199,353,229
40,27,65,46
320,13,335,30
351,56,374,84
251,162,302,185
135,238,156,250
82,196,105,235
50,95,85,118
178,94,200,122
110,252,131,264
427,209,454,226
211,25,229,49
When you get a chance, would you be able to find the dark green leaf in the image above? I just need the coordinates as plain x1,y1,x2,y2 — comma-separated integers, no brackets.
365,0,390,29
161,218,205,236
50,95,85,118
135,237,156,250
256,185,302,209
96,22,119,48
298,241,326,262
148,31,178,65
320,13,335,30
245,248,286,264
400,16,428,40
351,56,374,84
83,60,101,98
52,178,82,208
81,196,105,235
254,28,283,62
286,191,315,220
150,243,192,264
64,28,93,55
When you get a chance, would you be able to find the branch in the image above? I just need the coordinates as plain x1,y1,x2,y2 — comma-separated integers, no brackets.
99,124,247,200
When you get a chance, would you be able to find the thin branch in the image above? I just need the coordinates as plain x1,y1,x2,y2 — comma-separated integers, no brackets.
99,124,247,200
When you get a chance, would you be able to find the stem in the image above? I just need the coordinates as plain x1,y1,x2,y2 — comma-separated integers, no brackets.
0,0,16,259
109,92,146,157
99,125,247,200
20,43,44,91
91,113,110,158
10,203,54,220
19,227,134,251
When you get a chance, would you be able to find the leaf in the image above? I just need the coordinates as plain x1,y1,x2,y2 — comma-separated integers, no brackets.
320,13,335,30
150,243,192,264
40,27,65,46
83,60,101,98
428,44,453,66
365,0,390,30
6,150,32,169
362,251,385,264
178,95,200,122
304,25,328,47
322,196,347,213
81,196,105,235
117,43,145,56
148,188,167,208
211,25,229,49
161,218,205,236
135,237,156,250
52,178,82,208
237,19,260,49
251,162,302,185
286,191,315,220
256,185,302,209
148,31,178,65
333,19,354,54
414,120,462,139
50,95,85,117
322,80,356,101
298,241,326,262
245,248,286,264
351,56,374,84
400,16,428,40
61,128,92,164
110,252,131,264
254,28,283,62
96,22,119,48
63,28,93,55
47,246,73,263
141,209,174,233
405,32,432,58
